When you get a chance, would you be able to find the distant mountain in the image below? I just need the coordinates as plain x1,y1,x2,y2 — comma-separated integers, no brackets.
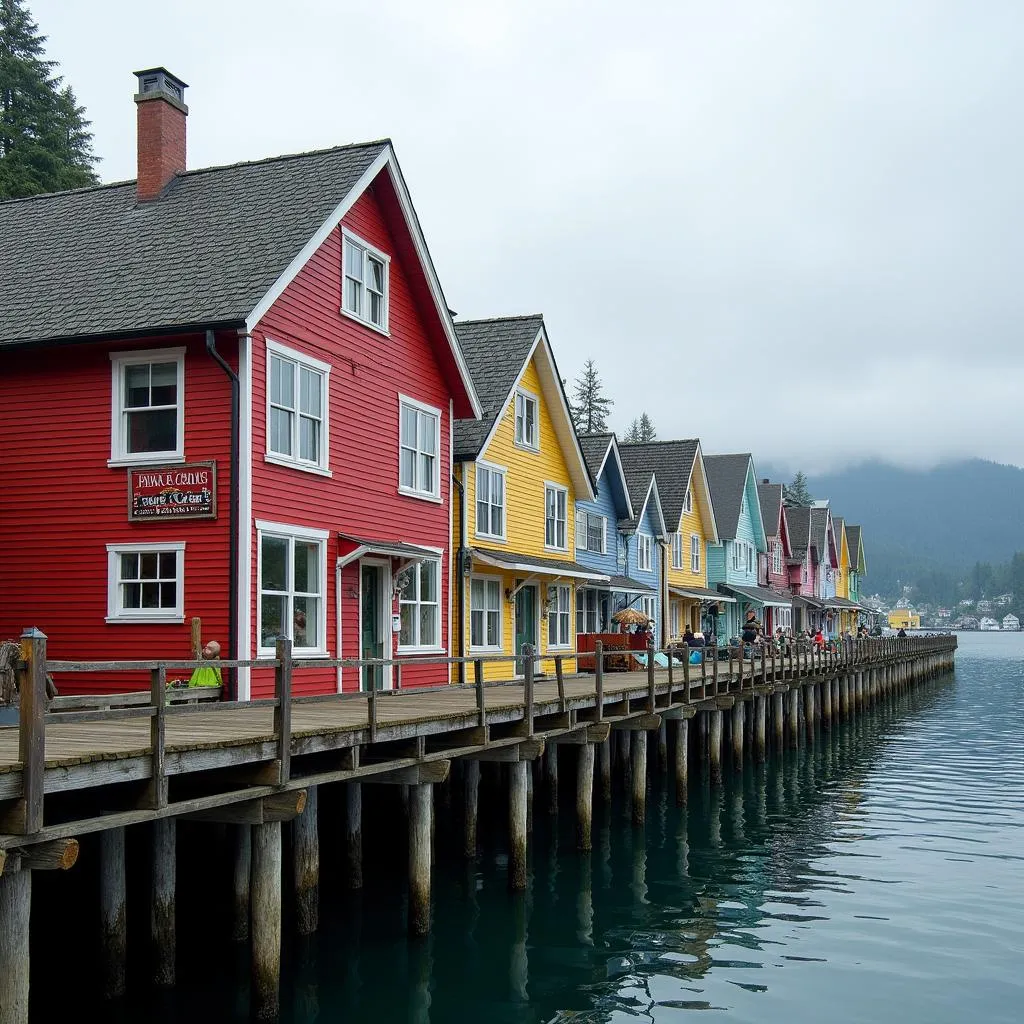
756,459,1024,597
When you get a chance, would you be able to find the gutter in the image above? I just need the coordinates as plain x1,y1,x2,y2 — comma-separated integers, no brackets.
206,330,241,700
452,465,467,685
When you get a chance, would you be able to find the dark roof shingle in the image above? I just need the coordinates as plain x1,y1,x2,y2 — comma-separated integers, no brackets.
0,142,389,345
703,454,753,540
757,482,783,539
617,439,699,528
786,505,811,558
578,433,614,482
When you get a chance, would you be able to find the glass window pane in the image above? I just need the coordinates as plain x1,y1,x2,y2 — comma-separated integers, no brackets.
120,553,139,580
419,413,436,454
141,581,160,608
299,416,319,463
368,291,382,326
125,363,150,408
476,498,488,533
487,609,499,647
299,367,321,417
122,582,141,608
294,596,318,647
490,504,502,536
261,595,286,648
419,452,434,491
150,362,177,406
419,562,437,602
159,552,176,578
367,255,384,291
270,408,293,457
401,448,416,490
420,604,437,646
273,357,295,408
270,356,284,405
127,408,177,454
400,604,414,647
471,608,483,647
401,405,417,446
345,277,361,315
470,579,483,611
491,472,503,505
294,541,319,594
140,552,158,579
345,241,362,281
486,580,500,611
160,582,176,608
261,536,289,592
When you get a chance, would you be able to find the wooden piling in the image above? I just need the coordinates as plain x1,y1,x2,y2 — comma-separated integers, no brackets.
709,710,723,784
804,684,815,743
232,825,251,942
631,730,647,827
545,743,559,815
773,691,784,748
151,817,176,987
674,718,689,805
463,759,480,858
100,826,127,1000
293,784,319,936
731,701,744,770
787,688,800,748
0,866,30,1024
251,820,282,1022
598,737,612,803
576,743,595,851
509,760,528,891
657,720,668,773
754,695,766,763
408,783,433,937
821,680,832,730
346,782,363,889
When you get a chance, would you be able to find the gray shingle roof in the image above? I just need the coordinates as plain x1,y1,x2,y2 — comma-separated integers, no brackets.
786,505,811,559
846,524,864,572
810,506,830,560
617,439,699,528
615,446,660,531
452,316,544,460
0,142,389,346
579,433,614,482
703,454,753,541
757,482,784,539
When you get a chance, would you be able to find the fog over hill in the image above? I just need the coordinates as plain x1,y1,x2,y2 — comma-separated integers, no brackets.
755,459,1024,597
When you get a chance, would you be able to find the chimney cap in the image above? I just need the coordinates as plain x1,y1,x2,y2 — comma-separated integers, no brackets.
134,67,189,110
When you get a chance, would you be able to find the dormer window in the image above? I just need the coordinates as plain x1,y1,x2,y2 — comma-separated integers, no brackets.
342,231,389,333
514,390,538,450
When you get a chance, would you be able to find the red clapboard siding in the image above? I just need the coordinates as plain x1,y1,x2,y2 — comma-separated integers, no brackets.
249,180,455,697
0,333,235,693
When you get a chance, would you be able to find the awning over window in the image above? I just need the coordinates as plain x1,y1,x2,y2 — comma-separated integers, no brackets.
470,547,610,582
669,586,737,604
591,574,656,596
720,584,793,609
337,533,443,568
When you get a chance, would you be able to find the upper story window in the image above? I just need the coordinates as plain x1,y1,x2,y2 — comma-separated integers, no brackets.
267,340,330,474
771,539,783,575
747,542,754,573
110,348,185,465
514,390,539,450
671,532,683,569
544,484,567,550
257,521,328,655
106,541,185,623
576,511,607,554
690,533,701,573
399,396,441,500
684,487,693,514
637,533,653,572
342,230,389,333
476,462,506,539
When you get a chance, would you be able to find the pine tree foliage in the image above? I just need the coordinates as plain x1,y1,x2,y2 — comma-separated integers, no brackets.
623,413,656,443
0,0,98,200
784,470,813,507
570,359,613,435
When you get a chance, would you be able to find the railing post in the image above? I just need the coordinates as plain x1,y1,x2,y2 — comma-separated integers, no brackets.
523,644,535,737
474,658,485,728
394,663,402,690
145,665,168,809
3,628,47,834
275,636,292,785
682,642,690,698
594,640,604,722
555,655,566,713
647,639,656,713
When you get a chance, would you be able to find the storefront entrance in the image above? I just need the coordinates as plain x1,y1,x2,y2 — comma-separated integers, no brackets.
360,561,390,691
514,583,538,677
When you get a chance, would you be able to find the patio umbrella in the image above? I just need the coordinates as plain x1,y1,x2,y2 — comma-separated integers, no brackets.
612,607,652,627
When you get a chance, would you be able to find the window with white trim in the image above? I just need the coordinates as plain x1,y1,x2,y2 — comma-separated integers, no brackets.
575,510,607,554
475,463,506,538
397,559,441,651
470,576,502,649
747,543,754,574
399,397,440,499
771,539,783,575
545,485,568,550
514,391,538,450
640,595,657,628
671,532,683,569
670,601,683,637
106,542,184,622
342,231,388,331
690,534,701,573
267,342,329,471
547,584,571,648
258,526,327,653
684,487,693,513
637,533,653,572
577,587,600,633
110,348,184,464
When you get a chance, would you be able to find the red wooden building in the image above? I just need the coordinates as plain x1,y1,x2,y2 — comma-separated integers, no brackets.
0,68,480,698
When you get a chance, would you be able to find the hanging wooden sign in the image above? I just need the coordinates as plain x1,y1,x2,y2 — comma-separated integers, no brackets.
128,462,217,520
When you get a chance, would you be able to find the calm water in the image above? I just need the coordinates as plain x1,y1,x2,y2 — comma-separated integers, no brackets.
38,633,1024,1023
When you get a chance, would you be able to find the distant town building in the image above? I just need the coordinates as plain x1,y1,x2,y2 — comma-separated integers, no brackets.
979,617,1000,631
1001,613,1020,631
889,609,921,630
961,615,980,630
995,593,1014,607
977,600,994,614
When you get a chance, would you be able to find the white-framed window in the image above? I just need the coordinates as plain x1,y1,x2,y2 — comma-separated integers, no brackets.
575,510,607,554
802,561,809,584
671,532,683,569
684,487,693,514
545,484,568,550
640,595,657,629
470,576,503,650
475,462,506,539
397,558,441,651
514,390,539,450
106,542,185,622
398,395,441,500
547,584,571,648
109,347,185,465
257,522,328,654
670,601,683,637
747,543,754,574
577,587,600,633
637,533,653,572
266,340,330,474
771,539,783,575
690,534,701,574
342,230,389,332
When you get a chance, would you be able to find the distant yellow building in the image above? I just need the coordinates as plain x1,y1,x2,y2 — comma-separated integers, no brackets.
888,610,920,630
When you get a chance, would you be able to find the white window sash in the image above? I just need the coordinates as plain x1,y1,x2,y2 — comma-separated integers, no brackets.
106,541,185,623
109,347,186,465
265,339,331,473
475,463,506,538
690,534,701,573
397,558,442,652
341,229,390,332
470,575,503,650
398,396,441,499
514,390,539,450
547,584,572,648
257,526,328,655
544,484,568,550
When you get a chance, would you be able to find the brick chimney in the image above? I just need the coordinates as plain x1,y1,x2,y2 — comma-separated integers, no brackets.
134,68,188,201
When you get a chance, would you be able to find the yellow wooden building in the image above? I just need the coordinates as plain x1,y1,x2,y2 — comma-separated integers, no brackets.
618,440,719,641
889,610,920,630
451,316,602,682
834,517,856,633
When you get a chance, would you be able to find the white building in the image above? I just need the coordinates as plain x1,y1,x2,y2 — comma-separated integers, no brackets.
979,616,1000,631
1002,614,1020,631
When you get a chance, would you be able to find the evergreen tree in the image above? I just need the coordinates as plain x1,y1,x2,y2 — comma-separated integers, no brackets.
0,0,97,200
623,418,640,443
783,471,813,507
570,359,613,435
637,412,656,442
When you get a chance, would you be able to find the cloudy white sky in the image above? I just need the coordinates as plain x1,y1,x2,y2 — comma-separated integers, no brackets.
31,0,1024,471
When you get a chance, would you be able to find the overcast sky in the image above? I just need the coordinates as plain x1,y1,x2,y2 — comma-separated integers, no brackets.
31,0,1024,472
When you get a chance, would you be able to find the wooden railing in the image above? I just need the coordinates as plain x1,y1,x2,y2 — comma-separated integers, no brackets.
0,629,957,837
